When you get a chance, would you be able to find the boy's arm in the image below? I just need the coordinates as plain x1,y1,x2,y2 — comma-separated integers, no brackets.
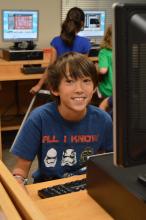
12,156,32,187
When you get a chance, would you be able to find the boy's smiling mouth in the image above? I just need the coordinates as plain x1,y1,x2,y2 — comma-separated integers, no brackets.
72,97,86,102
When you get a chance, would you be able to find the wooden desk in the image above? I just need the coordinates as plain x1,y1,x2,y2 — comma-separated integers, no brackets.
89,56,98,63
0,182,21,220
26,175,113,220
0,160,46,220
0,56,97,81
0,58,49,81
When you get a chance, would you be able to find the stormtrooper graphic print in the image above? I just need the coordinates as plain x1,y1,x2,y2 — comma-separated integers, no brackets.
61,149,77,166
44,148,57,167
42,133,99,177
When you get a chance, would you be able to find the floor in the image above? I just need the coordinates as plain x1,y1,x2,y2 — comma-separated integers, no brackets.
2,131,38,184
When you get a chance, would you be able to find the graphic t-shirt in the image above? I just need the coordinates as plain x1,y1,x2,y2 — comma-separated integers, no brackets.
11,102,113,182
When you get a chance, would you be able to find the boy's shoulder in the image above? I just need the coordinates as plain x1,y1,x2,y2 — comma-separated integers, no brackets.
30,102,56,117
88,105,112,120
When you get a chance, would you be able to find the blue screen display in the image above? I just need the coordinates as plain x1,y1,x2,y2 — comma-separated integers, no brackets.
2,10,39,41
78,10,106,38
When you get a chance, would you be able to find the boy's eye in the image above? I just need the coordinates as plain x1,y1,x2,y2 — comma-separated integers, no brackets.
65,79,74,83
83,78,92,83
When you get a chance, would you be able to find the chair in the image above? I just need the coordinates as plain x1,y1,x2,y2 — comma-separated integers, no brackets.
10,89,50,151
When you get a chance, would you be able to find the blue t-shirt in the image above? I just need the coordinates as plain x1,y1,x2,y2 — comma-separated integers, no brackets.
50,35,91,57
11,102,113,182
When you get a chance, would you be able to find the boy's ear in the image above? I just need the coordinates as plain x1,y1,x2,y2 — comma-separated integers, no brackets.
93,87,97,94
51,89,59,97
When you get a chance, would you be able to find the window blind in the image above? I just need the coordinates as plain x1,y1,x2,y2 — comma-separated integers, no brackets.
61,0,113,27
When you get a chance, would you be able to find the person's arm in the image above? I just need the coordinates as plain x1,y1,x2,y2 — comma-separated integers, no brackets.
29,47,57,94
50,47,57,64
29,71,49,94
99,97,110,111
12,156,32,189
99,67,108,74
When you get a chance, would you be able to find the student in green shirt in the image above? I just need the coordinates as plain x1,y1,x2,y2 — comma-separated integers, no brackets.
98,25,112,98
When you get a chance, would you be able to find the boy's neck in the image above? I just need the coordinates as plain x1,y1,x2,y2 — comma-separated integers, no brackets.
57,105,87,122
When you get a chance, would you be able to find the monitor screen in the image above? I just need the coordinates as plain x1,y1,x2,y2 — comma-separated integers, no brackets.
78,10,106,39
113,3,146,167
2,10,39,42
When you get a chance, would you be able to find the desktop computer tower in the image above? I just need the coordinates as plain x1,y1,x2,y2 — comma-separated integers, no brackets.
2,49,44,61
89,45,100,57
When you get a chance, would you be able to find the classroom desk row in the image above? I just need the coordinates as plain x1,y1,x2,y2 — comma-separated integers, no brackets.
0,56,97,81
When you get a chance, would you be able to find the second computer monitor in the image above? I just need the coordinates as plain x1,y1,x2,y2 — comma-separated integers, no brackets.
78,10,106,39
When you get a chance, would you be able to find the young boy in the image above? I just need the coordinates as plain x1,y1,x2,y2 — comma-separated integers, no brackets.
11,52,113,185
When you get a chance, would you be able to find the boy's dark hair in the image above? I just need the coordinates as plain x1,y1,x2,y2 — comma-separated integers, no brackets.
60,7,85,47
47,52,98,102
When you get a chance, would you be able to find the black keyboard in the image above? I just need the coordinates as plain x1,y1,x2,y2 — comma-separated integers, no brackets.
21,66,46,74
38,178,87,199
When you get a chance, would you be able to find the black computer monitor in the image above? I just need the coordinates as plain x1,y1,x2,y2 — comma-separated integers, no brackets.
113,3,146,167
2,9,39,49
78,10,106,40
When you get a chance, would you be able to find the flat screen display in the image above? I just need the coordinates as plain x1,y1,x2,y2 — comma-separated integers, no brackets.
113,3,146,167
2,10,39,41
78,10,106,38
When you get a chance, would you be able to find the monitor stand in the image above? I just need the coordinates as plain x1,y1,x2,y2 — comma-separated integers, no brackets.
87,153,146,220
10,41,36,51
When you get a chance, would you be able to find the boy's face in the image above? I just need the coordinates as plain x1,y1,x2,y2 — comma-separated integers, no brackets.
52,73,96,120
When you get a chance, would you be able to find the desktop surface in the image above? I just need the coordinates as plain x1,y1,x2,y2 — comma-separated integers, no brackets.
26,174,113,220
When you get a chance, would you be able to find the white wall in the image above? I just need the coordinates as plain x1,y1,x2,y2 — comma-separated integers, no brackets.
0,0,61,49
0,0,146,50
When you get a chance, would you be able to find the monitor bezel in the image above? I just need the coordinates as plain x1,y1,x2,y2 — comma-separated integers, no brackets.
1,9,39,42
113,2,146,167
78,9,106,39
